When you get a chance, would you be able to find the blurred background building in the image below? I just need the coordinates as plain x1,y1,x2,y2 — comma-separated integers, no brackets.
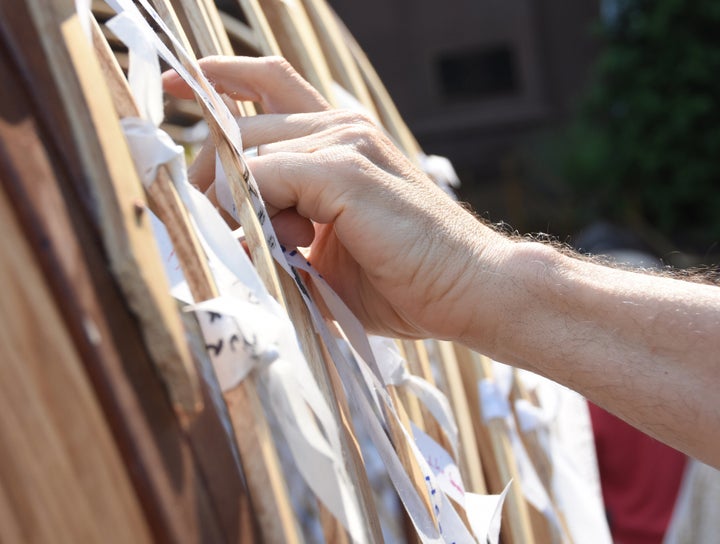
329,0,600,232
330,0,720,267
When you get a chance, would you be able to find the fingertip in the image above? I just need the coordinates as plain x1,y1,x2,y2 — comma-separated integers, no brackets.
271,208,316,248
161,70,196,99
187,137,217,193
160,69,179,87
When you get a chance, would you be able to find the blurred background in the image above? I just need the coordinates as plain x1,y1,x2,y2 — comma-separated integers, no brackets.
329,0,720,268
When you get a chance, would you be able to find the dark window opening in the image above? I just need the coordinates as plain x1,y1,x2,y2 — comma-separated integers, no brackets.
437,45,519,100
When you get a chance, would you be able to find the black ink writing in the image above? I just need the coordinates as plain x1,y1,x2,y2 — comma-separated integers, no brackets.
206,339,223,356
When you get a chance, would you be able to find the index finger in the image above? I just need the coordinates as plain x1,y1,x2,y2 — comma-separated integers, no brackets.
162,55,331,114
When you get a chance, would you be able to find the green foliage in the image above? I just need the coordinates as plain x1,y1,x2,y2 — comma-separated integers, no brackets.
562,0,720,252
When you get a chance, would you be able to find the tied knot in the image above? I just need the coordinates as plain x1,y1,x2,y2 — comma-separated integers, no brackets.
120,118,184,188
252,341,280,368
514,398,552,434
479,378,511,422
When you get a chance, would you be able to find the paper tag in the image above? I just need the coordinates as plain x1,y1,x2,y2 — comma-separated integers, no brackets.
411,423,466,505
368,336,460,460
465,483,511,544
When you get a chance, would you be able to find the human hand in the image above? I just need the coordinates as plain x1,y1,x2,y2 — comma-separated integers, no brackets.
163,56,512,342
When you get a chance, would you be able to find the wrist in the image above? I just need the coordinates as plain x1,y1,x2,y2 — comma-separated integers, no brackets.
455,238,564,365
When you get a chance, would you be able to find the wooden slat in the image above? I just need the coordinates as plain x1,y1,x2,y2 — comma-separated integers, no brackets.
0,177,152,544
151,4,379,538
219,11,264,55
510,372,573,544
91,0,116,18
0,5,253,542
299,0,378,117
152,0,286,300
385,385,436,541
171,0,234,57
163,0,256,116
91,17,217,304
395,340,428,432
453,346,536,544
93,25,262,542
100,3,301,541
279,273,384,543
435,341,487,495
402,340,455,455
147,2,379,541
255,0,336,102
233,0,283,56
25,0,202,412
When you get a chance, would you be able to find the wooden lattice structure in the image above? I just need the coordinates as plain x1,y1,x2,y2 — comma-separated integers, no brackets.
0,1,606,543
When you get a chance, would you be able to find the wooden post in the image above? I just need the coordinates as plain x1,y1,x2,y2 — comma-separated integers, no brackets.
511,372,574,544
434,341,488,495
233,0,283,56
298,0,378,117
254,0,336,103
0,7,250,540
25,0,202,413
0,164,153,544
453,346,536,544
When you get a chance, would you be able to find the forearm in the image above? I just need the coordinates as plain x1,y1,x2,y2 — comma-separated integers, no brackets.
462,240,720,465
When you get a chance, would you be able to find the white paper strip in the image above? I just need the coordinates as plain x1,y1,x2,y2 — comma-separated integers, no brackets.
369,336,460,460
75,0,92,43
514,398,553,434
188,296,365,542
108,8,367,538
465,483,511,544
478,377,562,538
478,378,511,422
411,423,466,505
119,118,180,186
417,153,461,190
107,13,164,126
286,254,480,542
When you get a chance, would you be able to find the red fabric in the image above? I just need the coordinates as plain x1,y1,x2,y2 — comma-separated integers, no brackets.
589,402,687,544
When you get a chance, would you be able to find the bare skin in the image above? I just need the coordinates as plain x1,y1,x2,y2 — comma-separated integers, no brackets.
164,56,720,467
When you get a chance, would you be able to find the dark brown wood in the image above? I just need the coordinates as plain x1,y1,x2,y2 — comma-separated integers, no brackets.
24,0,202,413
0,179,154,544
0,6,254,542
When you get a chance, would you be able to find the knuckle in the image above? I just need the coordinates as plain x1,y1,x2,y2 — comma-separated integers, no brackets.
327,112,382,154
199,54,222,64
265,55,296,77
332,109,377,130
335,146,375,174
